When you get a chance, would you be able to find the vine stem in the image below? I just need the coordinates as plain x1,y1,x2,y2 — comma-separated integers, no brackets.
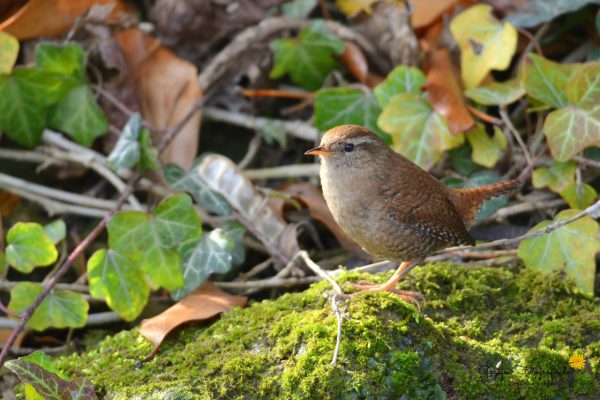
0,99,205,367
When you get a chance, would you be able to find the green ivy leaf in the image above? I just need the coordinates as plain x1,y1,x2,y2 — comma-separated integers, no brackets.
8,282,88,331
464,79,525,106
0,72,47,147
377,93,464,169
21,351,68,379
560,182,597,209
373,65,426,108
108,194,202,291
532,161,576,193
140,128,159,172
5,359,97,400
107,113,142,170
48,85,108,147
566,62,600,109
221,221,246,266
0,31,19,74
6,223,58,273
521,53,578,109
172,229,233,301
11,68,79,106
448,145,481,176
43,220,66,244
518,210,599,297
314,87,386,140
466,125,506,168
164,164,231,216
543,105,600,161
34,42,87,83
270,20,344,90
0,251,6,276
88,249,150,321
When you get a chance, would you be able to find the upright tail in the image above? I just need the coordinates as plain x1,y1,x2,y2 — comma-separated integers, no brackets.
447,165,532,227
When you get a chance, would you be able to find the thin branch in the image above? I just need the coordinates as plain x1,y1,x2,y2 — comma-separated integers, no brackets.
203,107,319,142
244,164,320,180
241,89,313,100
500,107,533,167
573,156,600,169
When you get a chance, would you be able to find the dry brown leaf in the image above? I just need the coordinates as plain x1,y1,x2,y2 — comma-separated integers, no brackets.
411,0,460,29
0,0,128,40
0,190,20,218
340,41,368,83
424,48,474,135
281,183,368,258
140,282,247,353
114,28,202,170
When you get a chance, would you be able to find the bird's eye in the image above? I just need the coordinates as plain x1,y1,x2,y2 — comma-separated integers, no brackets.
344,143,354,152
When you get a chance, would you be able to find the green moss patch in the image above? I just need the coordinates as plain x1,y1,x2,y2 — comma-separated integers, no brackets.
54,263,600,399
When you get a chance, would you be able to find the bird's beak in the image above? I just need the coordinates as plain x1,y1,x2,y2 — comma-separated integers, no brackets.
305,146,331,156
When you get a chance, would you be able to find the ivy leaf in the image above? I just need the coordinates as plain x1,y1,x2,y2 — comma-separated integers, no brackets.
0,251,6,276
315,87,386,141
11,68,79,106
48,85,108,147
0,72,47,147
560,182,597,209
450,4,518,88
507,0,600,28
43,220,66,244
34,42,87,83
88,249,150,321
270,20,344,90
0,31,19,74
282,0,317,18
521,53,578,108
8,282,88,331
377,93,464,169
164,163,231,216
6,222,58,273
172,229,233,301
140,128,159,171
373,65,426,108
5,359,97,400
109,194,202,291
261,121,288,149
466,125,506,168
335,0,379,16
518,209,599,297
221,221,246,266
543,105,600,161
532,161,576,193
107,113,142,171
448,145,481,176
464,79,525,106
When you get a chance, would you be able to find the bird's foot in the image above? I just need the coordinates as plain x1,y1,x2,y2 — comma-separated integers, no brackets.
351,281,425,306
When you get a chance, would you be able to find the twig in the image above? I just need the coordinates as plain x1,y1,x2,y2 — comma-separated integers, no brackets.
235,257,273,281
238,133,262,170
203,107,319,142
500,107,533,167
216,276,320,290
241,89,313,100
467,106,502,125
573,156,600,169
297,251,343,366
517,27,543,56
244,164,320,180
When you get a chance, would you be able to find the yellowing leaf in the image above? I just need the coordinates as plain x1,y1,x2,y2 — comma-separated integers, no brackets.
377,93,464,169
566,61,600,110
560,182,597,210
466,125,506,168
450,4,518,88
532,161,576,193
521,53,578,109
518,210,599,297
0,32,19,74
543,105,600,162
464,79,525,106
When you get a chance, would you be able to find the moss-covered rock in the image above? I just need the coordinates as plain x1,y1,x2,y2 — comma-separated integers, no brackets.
55,263,600,399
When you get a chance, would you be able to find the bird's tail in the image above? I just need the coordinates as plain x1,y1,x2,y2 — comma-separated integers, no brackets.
447,165,532,227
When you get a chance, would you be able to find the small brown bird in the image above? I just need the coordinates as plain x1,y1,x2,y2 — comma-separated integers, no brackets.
305,125,528,301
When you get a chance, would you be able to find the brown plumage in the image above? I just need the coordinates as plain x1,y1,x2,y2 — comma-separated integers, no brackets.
306,125,528,298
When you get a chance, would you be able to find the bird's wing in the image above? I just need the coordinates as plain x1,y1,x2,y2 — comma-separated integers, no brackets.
385,188,475,246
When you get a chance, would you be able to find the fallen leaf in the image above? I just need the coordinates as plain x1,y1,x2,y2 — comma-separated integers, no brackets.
424,48,474,135
411,0,461,29
114,28,202,170
0,190,20,217
0,0,128,40
450,4,518,88
140,282,247,352
282,183,367,258
340,41,368,83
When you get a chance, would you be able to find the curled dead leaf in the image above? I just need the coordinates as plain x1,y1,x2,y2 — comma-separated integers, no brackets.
0,0,129,40
424,48,474,135
140,282,246,357
340,41,368,83
114,28,202,170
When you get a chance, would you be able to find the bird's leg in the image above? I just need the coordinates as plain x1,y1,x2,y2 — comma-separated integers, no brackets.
352,261,424,304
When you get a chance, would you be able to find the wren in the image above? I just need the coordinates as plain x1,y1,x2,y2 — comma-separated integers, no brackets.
305,125,528,300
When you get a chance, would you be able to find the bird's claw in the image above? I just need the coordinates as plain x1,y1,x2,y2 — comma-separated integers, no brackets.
351,281,425,306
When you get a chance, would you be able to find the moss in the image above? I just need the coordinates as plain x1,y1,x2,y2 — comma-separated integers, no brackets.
54,263,600,399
